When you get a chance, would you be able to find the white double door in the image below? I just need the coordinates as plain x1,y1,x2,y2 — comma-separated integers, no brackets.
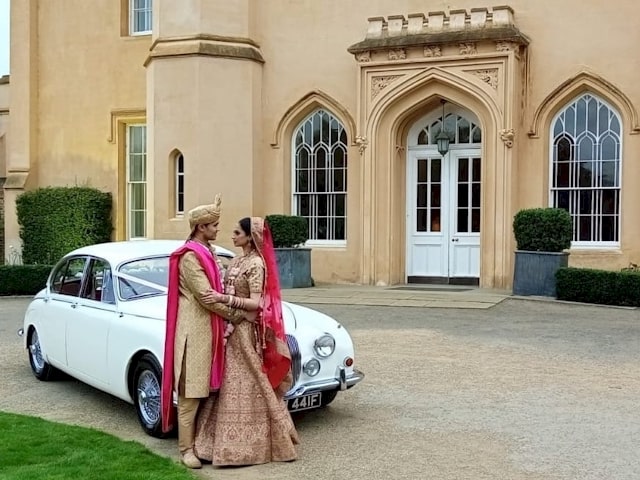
406,149,481,281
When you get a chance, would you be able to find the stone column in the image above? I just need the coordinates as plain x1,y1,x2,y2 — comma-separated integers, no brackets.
145,0,263,240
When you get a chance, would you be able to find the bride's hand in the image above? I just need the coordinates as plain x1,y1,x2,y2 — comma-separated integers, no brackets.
201,289,225,304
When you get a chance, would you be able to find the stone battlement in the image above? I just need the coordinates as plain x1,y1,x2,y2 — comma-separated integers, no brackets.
365,6,515,39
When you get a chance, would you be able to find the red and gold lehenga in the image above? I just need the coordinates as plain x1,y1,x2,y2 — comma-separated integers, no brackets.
194,217,299,466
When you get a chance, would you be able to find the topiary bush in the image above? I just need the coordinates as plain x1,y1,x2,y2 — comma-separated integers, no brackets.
0,265,53,296
513,208,572,252
265,214,309,248
16,187,113,265
556,267,640,307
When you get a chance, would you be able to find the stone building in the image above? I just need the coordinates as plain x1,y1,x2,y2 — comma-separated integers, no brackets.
0,74,8,263
4,1,640,287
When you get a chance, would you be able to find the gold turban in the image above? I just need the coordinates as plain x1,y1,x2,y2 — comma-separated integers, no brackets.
188,194,222,231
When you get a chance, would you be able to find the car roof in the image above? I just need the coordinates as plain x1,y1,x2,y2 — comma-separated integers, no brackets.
67,240,235,267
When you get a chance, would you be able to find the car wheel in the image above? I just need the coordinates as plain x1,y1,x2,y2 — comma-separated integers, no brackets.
28,328,55,381
133,354,167,438
321,390,338,407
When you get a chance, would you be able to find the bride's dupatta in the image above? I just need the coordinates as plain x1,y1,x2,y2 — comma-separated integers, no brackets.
161,240,226,433
251,218,292,394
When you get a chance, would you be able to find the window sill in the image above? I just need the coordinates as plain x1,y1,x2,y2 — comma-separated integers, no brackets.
569,246,622,255
305,241,347,249
122,32,152,40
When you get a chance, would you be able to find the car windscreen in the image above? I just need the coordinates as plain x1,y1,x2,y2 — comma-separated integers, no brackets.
117,256,169,300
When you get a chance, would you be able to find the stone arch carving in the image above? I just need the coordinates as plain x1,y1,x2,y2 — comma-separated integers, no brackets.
271,90,357,148
528,70,640,138
367,67,501,139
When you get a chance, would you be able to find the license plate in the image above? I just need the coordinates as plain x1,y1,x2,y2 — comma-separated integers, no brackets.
288,392,322,412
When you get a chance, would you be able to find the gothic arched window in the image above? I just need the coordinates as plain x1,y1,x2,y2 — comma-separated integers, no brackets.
292,109,348,243
550,94,622,245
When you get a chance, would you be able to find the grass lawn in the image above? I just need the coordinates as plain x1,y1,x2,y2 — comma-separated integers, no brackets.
0,411,195,480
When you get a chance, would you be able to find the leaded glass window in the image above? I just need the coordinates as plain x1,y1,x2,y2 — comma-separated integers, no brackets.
292,110,348,242
417,113,482,146
550,94,621,244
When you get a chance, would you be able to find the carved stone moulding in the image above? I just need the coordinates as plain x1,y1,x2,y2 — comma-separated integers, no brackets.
355,135,369,154
388,48,406,60
468,68,499,89
371,75,403,99
356,51,371,63
459,42,477,55
499,128,515,147
423,45,442,57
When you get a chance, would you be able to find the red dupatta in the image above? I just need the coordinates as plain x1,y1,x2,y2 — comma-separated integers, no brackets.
251,217,291,389
161,240,226,433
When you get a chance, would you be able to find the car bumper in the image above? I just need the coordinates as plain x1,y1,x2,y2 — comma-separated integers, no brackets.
284,366,365,400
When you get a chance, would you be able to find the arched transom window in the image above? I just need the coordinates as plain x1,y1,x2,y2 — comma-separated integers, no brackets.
292,109,348,243
417,113,482,145
550,94,622,245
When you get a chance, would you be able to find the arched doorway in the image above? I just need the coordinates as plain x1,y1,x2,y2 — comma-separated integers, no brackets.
406,105,482,284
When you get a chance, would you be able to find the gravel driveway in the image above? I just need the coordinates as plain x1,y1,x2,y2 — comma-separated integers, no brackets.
1,297,639,479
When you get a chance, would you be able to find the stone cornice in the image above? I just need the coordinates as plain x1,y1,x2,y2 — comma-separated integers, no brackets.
348,25,528,54
145,34,264,66
348,6,528,60
0,75,9,85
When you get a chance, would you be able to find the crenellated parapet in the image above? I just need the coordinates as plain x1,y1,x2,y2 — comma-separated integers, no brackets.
348,6,528,62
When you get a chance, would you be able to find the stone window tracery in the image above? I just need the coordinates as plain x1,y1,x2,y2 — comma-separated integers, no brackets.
292,110,348,243
550,94,621,245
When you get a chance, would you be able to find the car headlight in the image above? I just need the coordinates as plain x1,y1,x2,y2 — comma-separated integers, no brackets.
313,334,336,358
303,359,321,377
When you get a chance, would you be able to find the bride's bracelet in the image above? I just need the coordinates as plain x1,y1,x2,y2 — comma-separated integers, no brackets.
226,294,245,309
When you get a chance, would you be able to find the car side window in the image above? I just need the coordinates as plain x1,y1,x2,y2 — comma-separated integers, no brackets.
81,258,115,304
50,258,87,297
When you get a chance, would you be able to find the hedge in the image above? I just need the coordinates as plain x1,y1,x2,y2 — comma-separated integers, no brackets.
513,208,572,252
0,265,53,296
265,215,309,248
16,187,113,265
556,267,640,307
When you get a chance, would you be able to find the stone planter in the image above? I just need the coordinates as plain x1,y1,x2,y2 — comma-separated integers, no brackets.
274,247,312,289
513,250,569,297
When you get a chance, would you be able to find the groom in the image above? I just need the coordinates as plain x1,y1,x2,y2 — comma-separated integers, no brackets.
161,196,246,469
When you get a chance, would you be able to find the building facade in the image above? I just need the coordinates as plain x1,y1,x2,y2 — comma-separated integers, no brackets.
5,0,640,287
0,74,8,263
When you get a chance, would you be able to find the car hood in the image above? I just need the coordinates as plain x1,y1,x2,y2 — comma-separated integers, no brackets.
120,295,300,332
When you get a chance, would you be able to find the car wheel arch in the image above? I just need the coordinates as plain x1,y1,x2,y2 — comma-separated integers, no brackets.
127,350,162,399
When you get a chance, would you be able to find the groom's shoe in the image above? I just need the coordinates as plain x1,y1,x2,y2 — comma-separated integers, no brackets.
181,450,202,469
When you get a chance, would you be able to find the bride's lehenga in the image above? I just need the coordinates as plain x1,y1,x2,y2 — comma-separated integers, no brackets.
194,246,299,466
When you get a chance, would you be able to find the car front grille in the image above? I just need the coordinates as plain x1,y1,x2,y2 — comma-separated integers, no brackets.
286,334,301,386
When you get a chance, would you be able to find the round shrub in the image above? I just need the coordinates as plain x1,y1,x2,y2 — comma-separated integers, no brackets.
513,208,572,252
265,215,309,248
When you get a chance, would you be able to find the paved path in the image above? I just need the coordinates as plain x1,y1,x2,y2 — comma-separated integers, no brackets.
282,284,510,309
1,297,639,479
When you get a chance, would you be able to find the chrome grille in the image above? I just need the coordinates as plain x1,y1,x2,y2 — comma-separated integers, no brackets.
286,334,301,386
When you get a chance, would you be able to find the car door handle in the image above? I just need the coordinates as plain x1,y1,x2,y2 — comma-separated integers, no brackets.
70,303,78,309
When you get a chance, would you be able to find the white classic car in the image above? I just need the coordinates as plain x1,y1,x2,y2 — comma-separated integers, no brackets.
19,240,363,437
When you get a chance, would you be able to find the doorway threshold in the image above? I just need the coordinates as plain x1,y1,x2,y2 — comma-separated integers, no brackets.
388,285,475,293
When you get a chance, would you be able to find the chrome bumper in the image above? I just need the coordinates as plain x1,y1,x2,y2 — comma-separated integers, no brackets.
284,366,364,400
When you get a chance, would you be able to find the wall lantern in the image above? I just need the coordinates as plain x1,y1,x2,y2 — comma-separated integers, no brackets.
436,99,451,157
